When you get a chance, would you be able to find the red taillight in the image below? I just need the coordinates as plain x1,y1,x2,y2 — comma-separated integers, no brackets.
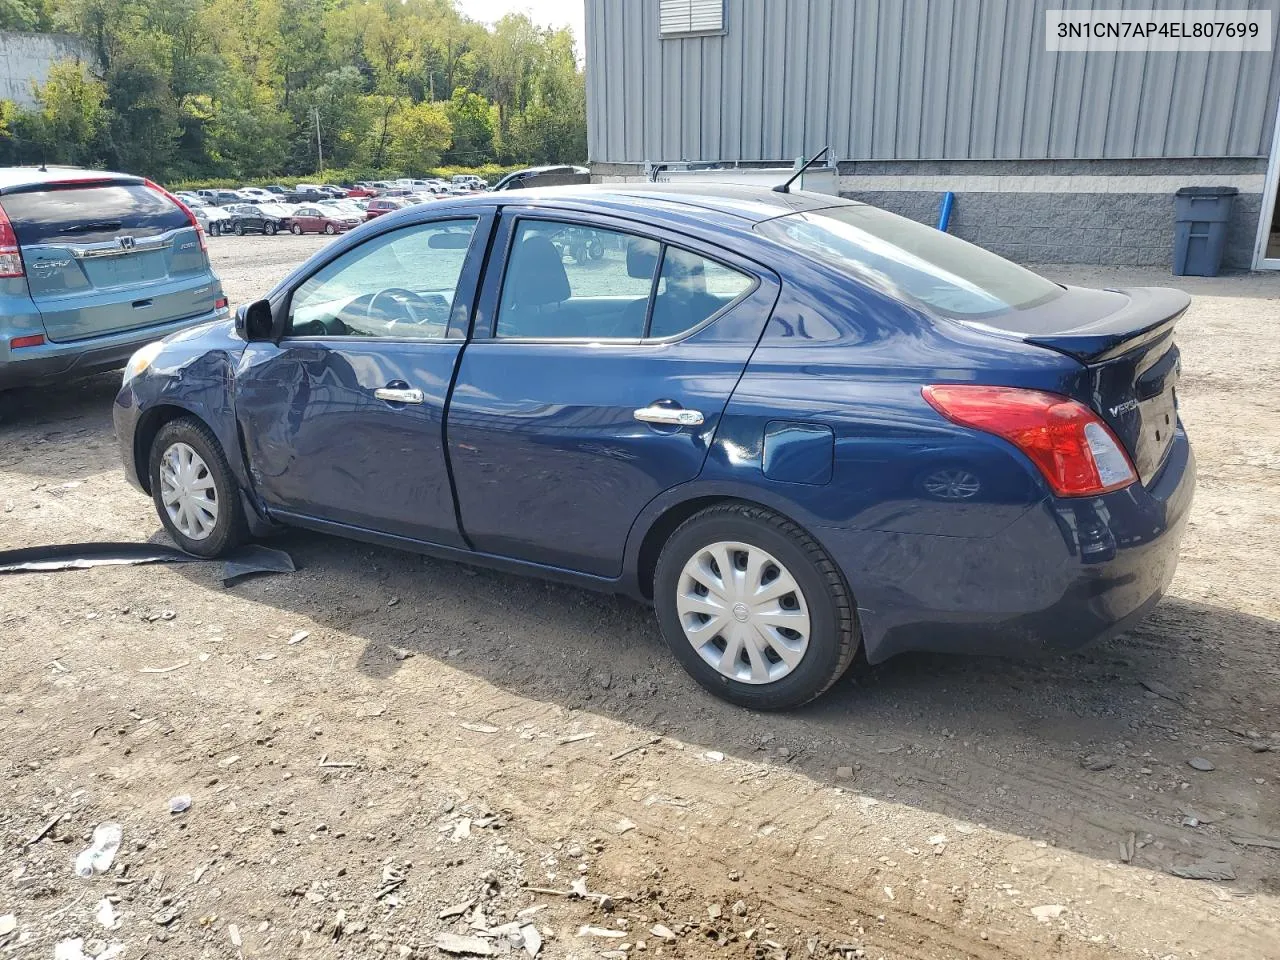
923,385,1137,497
0,201,24,278
214,296,228,310
10,334,45,349
143,178,206,253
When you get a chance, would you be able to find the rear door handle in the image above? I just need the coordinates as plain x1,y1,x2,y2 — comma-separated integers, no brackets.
634,405,704,426
374,387,425,404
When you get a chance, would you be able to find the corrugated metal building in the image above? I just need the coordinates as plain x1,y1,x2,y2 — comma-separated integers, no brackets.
585,0,1280,270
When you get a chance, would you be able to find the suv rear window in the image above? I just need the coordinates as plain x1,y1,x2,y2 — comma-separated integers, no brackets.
756,204,1062,319
0,183,189,245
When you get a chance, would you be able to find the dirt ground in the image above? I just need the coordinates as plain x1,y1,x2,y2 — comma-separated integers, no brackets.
1,234,1278,960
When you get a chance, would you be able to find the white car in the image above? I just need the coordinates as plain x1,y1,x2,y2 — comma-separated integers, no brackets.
239,187,275,201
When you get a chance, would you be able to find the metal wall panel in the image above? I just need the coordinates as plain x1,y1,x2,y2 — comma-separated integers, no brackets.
584,0,1280,163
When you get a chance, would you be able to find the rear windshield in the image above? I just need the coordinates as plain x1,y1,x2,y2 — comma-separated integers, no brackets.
756,204,1062,319
1,183,189,245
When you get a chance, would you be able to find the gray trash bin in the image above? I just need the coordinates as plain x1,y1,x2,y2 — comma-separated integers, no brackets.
1173,186,1237,277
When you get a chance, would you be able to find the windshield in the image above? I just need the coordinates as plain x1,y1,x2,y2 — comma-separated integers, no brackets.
757,204,1062,318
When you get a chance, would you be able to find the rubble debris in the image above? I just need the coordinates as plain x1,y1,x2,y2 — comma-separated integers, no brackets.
1031,905,1066,922
75,823,123,878
138,661,189,674
1187,757,1216,772
578,925,627,938
169,795,192,814
1140,679,1181,702
1171,860,1236,881
611,737,661,761
520,924,543,957
650,924,677,941
95,899,119,930
461,722,500,734
435,933,498,956
438,900,475,920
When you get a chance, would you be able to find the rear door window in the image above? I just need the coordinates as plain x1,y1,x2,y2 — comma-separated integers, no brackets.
1,183,189,245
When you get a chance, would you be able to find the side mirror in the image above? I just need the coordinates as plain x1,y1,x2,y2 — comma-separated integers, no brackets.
237,299,277,342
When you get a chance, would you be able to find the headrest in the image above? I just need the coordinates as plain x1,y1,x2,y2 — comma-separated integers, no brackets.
626,237,661,278
509,234,570,306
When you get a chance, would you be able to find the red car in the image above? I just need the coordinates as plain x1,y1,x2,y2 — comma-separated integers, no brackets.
364,198,406,221
347,184,379,198
288,206,361,235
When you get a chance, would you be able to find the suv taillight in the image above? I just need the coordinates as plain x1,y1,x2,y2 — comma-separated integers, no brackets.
923,384,1137,497
0,202,24,278
144,178,206,253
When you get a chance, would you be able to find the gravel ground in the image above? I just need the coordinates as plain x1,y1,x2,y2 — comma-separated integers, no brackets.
0,233,1277,959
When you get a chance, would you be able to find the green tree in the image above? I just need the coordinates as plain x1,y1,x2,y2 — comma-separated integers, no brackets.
387,100,451,174
32,61,107,166
444,87,493,166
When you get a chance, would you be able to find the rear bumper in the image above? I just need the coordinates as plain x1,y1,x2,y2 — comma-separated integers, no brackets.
823,429,1196,662
0,305,230,390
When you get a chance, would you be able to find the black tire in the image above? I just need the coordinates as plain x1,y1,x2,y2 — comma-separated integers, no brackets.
324,223,336,235
264,221,278,236
653,503,859,710
291,222,303,235
233,222,244,236
208,221,221,237
148,417,248,558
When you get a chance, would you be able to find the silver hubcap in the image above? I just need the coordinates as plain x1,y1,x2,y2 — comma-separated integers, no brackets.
159,442,219,541
676,541,811,684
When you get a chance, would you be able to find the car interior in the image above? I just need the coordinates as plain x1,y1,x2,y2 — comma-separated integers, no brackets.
495,225,748,340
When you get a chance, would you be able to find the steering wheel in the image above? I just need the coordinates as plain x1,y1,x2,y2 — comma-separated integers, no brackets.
365,287,450,331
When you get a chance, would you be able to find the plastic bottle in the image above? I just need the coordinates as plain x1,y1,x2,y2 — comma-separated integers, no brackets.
74,823,122,878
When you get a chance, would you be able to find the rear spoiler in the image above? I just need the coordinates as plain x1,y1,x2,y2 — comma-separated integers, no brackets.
0,175,144,197
1024,287,1190,364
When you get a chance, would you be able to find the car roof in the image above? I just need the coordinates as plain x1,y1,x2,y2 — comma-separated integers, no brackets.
419,183,857,227
0,165,142,194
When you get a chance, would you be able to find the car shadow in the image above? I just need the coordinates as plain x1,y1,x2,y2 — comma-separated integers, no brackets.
0,373,123,477
166,525,1280,889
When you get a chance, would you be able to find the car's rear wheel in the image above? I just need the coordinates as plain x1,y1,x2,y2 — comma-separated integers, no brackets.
324,223,336,235
149,418,247,559
654,503,858,710
290,223,303,235
264,221,278,236
232,222,244,236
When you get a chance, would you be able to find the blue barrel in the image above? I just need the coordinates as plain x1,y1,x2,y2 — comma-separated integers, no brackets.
1172,186,1237,277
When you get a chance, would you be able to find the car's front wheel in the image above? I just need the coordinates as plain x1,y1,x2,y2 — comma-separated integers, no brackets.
208,221,221,237
654,503,858,710
149,418,248,558
264,221,278,236
324,223,336,235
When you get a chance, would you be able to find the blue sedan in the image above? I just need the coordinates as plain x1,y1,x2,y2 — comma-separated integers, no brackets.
114,186,1194,709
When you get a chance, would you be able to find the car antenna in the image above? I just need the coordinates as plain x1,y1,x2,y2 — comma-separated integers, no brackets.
773,145,830,194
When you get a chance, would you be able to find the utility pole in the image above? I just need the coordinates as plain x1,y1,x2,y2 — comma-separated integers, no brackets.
314,107,323,173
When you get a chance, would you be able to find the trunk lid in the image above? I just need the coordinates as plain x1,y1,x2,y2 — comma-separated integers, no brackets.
0,180,216,342
990,285,1188,486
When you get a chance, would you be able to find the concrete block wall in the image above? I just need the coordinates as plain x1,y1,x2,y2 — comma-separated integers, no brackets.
592,158,1271,270
845,189,1264,270
0,30,94,109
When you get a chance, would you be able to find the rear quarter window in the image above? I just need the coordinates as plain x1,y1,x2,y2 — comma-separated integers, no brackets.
757,204,1062,320
1,183,189,245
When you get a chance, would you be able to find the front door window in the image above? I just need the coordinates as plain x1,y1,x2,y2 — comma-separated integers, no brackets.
287,218,478,339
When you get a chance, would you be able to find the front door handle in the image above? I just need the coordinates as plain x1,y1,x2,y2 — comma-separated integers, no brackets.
634,405,704,426
374,386,425,405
